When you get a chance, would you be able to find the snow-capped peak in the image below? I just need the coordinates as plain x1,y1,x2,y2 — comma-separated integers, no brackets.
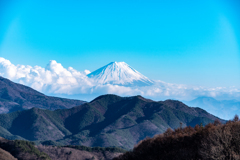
87,61,154,86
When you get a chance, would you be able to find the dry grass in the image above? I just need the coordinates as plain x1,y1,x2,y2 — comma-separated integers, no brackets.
37,145,123,160
0,148,17,160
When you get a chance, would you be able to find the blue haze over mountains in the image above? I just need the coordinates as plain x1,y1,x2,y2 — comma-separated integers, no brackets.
185,97,240,120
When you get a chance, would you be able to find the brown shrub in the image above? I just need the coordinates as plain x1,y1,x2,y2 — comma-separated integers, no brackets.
233,115,239,122
213,119,222,126
114,116,240,160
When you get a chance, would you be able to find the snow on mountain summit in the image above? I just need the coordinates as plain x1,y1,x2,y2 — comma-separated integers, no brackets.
87,62,154,86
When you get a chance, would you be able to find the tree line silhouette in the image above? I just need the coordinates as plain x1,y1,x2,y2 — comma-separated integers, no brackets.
114,115,240,160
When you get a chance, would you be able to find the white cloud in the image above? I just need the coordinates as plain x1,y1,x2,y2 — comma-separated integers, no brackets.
0,57,93,93
0,57,239,101
84,70,91,75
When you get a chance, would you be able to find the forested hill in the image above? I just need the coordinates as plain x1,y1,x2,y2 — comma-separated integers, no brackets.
0,94,225,149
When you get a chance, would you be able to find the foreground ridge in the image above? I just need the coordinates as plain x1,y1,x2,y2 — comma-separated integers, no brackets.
114,116,240,160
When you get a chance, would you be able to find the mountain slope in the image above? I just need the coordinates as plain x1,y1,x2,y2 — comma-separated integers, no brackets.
0,76,86,113
0,137,124,160
0,137,50,160
87,62,154,86
0,94,225,149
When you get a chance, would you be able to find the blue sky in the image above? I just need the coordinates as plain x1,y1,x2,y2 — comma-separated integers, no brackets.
0,0,240,88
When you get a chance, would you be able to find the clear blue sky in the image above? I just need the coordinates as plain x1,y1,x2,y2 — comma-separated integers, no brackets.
0,0,240,88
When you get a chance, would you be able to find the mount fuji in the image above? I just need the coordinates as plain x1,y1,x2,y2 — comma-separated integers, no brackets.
87,62,154,87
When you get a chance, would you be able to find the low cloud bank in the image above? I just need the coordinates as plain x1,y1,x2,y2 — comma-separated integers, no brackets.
0,57,239,101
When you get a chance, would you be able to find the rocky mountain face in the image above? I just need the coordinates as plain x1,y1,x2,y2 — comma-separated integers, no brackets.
0,94,225,149
87,62,154,86
0,76,86,114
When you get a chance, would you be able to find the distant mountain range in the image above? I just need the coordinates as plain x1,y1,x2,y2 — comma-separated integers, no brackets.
87,62,154,86
0,76,86,114
0,93,225,149
185,97,240,120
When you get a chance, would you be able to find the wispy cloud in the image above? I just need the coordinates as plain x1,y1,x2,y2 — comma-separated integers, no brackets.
0,57,239,100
